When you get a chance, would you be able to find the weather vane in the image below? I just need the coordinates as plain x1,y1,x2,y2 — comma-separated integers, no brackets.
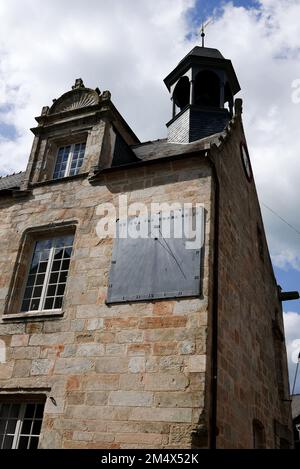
200,19,213,47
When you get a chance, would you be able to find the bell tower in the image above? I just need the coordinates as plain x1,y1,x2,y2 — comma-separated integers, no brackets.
164,46,241,142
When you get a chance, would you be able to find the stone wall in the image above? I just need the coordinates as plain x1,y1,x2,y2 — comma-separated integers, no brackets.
211,117,292,448
0,157,212,448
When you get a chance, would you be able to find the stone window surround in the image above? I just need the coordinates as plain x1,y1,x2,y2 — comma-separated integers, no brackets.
39,130,89,183
2,220,77,322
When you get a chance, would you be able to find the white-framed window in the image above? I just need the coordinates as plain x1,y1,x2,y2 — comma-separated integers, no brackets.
53,142,86,179
0,402,44,449
21,234,74,313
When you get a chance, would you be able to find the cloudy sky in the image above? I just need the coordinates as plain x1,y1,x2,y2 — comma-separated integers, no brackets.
0,0,300,391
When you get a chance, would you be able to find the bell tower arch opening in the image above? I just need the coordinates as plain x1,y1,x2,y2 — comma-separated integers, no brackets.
173,76,190,114
194,70,220,107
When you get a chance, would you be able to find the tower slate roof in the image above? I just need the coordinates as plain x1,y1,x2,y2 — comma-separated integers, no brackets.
178,46,225,64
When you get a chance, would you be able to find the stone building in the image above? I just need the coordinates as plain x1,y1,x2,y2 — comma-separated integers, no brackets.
0,46,293,448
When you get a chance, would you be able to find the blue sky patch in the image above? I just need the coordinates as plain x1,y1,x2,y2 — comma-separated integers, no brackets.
188,0,260,26
0,122,17,140
186,0,260,42
275,266,300,314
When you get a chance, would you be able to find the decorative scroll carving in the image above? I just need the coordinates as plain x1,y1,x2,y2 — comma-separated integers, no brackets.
49,79,103,115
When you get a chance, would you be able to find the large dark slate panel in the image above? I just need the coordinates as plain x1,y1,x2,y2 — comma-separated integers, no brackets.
107,208,204,303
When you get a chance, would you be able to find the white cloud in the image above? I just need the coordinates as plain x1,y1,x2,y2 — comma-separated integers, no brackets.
0,0,300,272
204,0,300,271
283,311,300,394
0,0,195,175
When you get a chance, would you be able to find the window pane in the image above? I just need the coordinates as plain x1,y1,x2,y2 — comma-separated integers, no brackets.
64,248,72,258
36,239,52,251
21,419,32,435
44,298,54,310
27,275,35,287
29,436,39,449
38,262,47,273
61,259,70,270
33,286,43,298
10,405,20,419
0,419,6,434
59,271,68,283
2,435,14,449
29,263,38,275
30,299,40,311
47,284,56,297
49,272,59,284
56,284,65,296
35,405,44,419
18,436,29,449
54,248,64,259
52,260,61,272
56,235,74,248
32,419,42,435
21,300,30,312
40,250,50,262
24,287,33,299
0,404,11,418
24,404,35,419
54,297,63,309
6,419,18,434
36,274,45,285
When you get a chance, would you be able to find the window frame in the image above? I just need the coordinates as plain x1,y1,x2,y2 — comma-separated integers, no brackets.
0,400,45,450
53,142,86,180
4,221,77,320
20,234,74,314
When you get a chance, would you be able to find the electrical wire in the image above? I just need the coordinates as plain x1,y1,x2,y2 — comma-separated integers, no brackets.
261,201,300,237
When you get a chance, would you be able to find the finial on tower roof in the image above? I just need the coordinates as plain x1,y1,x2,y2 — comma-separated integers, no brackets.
200,19,213,47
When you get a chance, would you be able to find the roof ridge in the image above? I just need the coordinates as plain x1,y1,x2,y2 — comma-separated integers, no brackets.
131,138,167,148
0,170,24,180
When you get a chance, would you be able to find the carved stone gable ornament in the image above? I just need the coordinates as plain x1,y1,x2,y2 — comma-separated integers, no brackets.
49,79,100,115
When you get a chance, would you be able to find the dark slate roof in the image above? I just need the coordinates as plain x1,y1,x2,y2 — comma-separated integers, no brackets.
0,171,23,192
164,45,240,96
131,131,223,161
179,46,224,65
292,394,300,419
